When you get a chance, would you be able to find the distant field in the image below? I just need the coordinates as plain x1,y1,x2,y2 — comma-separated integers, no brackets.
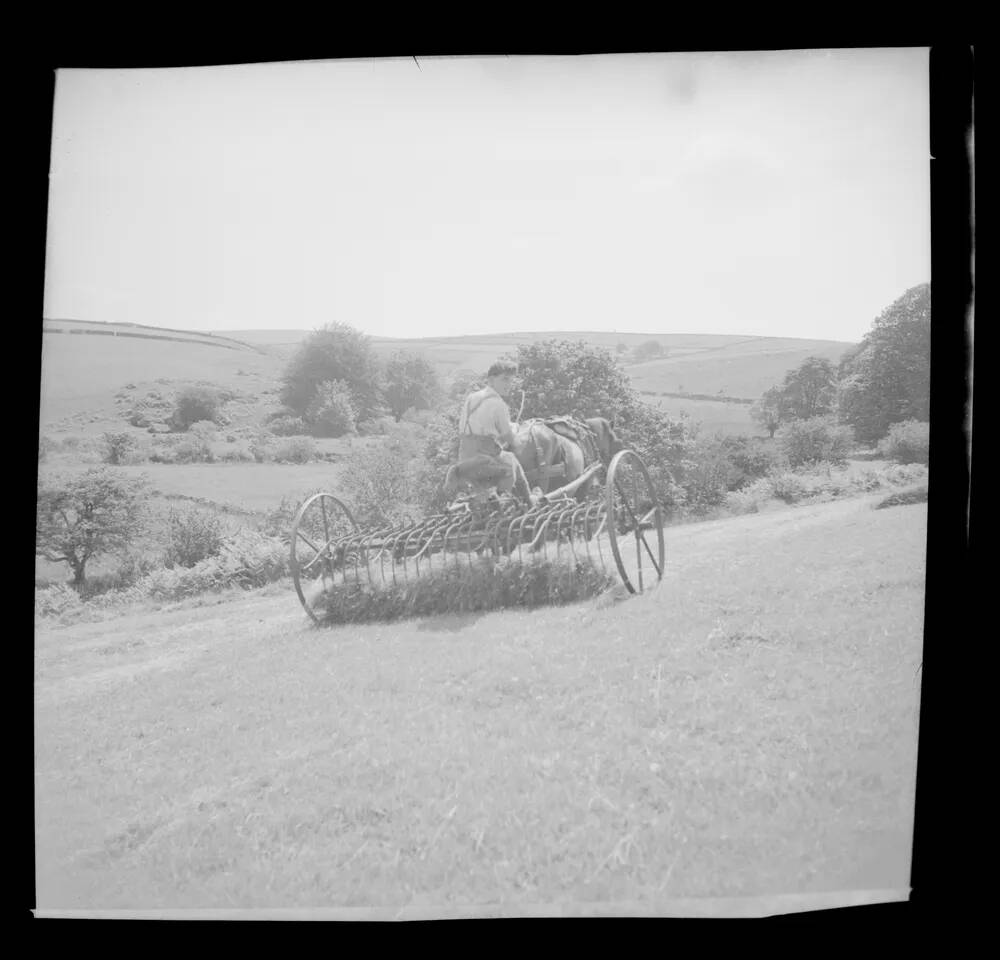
642,396,763,437
626,340,852,400
40,332,282,425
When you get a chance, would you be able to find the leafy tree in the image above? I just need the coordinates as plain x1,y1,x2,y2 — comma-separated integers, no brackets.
508,339,637,422
837,283,931,443
615,342,629,355
383,351,442,421
750,387,784,438
171,386,224,430
776,356,838,421
305,380,357,437
447,370,485,408
778,416,854,467
630,339,665,363
280,322,383,421
36,468,148,586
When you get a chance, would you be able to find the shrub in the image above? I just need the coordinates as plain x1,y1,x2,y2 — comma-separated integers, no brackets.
883,463,928,487
268,415,310,437
877,419,930,464
162,507,226,568
306,379,357,438
273,436,315,463
769,472,811,504
174,420,217,463
679,438,739,512
102,431,147,465
141,529,289,600
339,437,418,528
170,386,224,430
218,446,254,463
257,496,303,541
35,584,85,621
727,437,787,485
725,478,775,515
875,485,928,509
777,416,854,468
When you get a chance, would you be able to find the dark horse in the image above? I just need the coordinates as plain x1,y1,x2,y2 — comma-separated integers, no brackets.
510,416,625,499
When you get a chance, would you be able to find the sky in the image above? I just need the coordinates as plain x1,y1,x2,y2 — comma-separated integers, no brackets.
44,50,930,344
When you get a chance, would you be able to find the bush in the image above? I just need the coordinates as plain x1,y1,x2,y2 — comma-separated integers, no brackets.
777,416,854,468
102,431,147,465
162,507,226,568
769,472,811,504
725,478,776,515
306,379,357,437
727,437,788,486
257,496,303,541
141,529,289,600
877,419,930,464
679,437,740,512
170,386,224,430
174,420,217,463
875,484,928,509
268,415,310,437
35,584,85,621
339,437,418,528
218,446,254,463
273,436,315,463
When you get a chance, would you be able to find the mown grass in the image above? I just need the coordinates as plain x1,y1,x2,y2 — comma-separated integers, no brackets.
315,557,616,624
34,497,924,910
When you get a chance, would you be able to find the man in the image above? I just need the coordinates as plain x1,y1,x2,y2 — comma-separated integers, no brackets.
448,360,536,505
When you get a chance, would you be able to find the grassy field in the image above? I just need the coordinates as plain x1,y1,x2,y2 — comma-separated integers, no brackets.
626,340,852,401
642,395,762,437
34,495,923,912
39,321,855,443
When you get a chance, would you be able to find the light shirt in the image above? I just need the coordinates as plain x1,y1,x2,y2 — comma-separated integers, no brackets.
458,385,512,440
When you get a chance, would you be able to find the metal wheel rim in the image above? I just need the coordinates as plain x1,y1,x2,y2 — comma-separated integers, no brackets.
605,450,665,594
290,492,358,623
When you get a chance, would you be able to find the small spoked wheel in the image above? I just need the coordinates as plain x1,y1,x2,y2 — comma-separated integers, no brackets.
290,493,358,624
606,450,665,594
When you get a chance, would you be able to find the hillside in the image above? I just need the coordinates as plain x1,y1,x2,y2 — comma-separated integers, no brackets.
39,320,854,436
34,495,923,913
39,323,283,426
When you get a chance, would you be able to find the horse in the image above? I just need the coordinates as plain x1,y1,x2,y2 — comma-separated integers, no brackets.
510,416,625,500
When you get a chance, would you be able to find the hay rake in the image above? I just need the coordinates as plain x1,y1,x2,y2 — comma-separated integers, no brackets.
290,449,665,624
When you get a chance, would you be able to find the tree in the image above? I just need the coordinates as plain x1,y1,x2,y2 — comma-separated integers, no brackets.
630,339,665,363
280,322,383,422
447,370,485,408
509,339,637,422
306,380,357,437
383,351,442,421
750,387,784,438
837,283,931,444
776,356,838,421
171,386,224,430
36,468,148,586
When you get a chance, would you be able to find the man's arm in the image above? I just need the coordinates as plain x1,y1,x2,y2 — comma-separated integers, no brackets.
494,399,515,449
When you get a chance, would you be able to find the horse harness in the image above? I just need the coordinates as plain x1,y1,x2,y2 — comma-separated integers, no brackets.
522,416,602,488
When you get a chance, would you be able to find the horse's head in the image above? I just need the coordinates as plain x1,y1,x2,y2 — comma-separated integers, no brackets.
585,417,626,462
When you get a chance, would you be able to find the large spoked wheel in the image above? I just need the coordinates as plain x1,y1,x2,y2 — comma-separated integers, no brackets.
606,450,665,594
290,493,358,624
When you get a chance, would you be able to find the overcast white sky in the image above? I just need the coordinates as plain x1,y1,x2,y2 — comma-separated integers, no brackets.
44,50,929,343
